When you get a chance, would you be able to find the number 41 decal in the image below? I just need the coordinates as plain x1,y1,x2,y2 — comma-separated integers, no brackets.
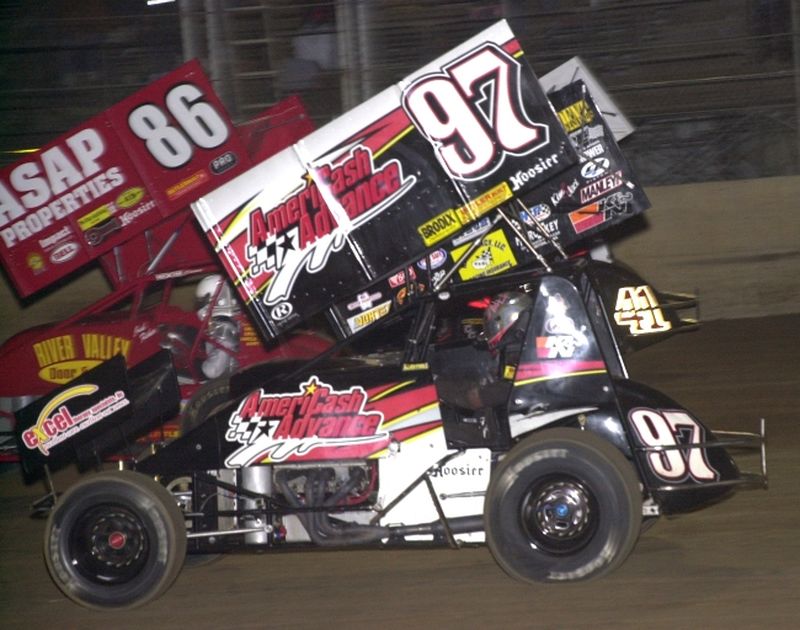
629,408,718,482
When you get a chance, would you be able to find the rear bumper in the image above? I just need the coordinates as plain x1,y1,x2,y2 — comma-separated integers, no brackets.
635,419,767,515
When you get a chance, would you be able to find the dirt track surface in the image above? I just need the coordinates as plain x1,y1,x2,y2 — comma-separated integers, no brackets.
1,314,798,629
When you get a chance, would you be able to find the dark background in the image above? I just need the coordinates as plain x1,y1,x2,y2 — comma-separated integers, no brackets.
1,0,798,185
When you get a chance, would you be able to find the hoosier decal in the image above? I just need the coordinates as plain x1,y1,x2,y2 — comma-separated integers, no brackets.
224,376,389,466
245,146,416,305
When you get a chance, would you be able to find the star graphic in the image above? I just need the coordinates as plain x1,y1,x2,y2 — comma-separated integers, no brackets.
304,377,319,396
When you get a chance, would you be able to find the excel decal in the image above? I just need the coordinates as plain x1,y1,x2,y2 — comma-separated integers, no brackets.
21,384,130,456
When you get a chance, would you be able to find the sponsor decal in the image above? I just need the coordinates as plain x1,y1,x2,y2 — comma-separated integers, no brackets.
454,181,513,224
536,335,578,359
26,252,45,273
119,200,157,227
241,321,262,347
50,241,80,264
133,323,158,343
84,217,122,247
21,384,130,456
78,203,114,231
32,333,131,385
347,300,392,333
416,249,447,271
418,182,512,248
40,224,80,266
246,145,416,305
601,190,633,216
557,99,595,133
544,293,589,347
582,143,605,159
613,285,672,335
508,153,560,192
451,217,492,247
520,203,551,224
270,301,294,321
224,376,388,466
38,225,72,250
580,157,610,181
579,170,623,204
210,151,238,175
568,202,605,234
401,362,429,371
347,291,383,312
387,267,416,288
116,187,145,209
452,228,517,281
394,286,409,306
429,464,485,478
417,184,512,251
166,169,210,202
0,127,127,250
418,208,461,247
569,123,604,146
550,178,580,208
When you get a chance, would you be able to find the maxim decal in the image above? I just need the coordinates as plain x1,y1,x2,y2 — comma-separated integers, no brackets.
21,384,130,456
245,146,416,306
225,376,388,466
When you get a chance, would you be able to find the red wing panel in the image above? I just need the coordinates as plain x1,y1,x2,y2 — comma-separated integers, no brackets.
1,60,249,297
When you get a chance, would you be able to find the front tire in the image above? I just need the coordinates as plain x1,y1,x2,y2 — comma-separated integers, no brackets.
44,470,187,609
484,428,642,583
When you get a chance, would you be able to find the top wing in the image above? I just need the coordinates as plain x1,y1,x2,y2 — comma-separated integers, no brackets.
191,20,582,340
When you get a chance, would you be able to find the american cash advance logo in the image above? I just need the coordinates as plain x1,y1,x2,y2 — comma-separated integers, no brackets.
224,376,388,467
245,146,416,306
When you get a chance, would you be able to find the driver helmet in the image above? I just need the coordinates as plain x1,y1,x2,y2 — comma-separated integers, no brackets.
196,274,238,319
484,291,532,350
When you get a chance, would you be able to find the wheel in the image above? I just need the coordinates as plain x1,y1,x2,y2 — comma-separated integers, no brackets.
180,376,230,435
484,428,642,583
44,470,187,609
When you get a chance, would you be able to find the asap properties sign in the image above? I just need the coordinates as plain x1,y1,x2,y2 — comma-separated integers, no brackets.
0,60,249,297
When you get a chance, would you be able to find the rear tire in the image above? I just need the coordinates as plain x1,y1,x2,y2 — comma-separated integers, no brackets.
484,428,642,583
180,376,230,435
44,470,186,609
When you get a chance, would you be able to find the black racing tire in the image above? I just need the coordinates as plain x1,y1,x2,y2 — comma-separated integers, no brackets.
44,470,187,609
180,376,230,435
484,428,642,583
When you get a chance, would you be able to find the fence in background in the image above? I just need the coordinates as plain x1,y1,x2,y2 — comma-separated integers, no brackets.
1,0,798,187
